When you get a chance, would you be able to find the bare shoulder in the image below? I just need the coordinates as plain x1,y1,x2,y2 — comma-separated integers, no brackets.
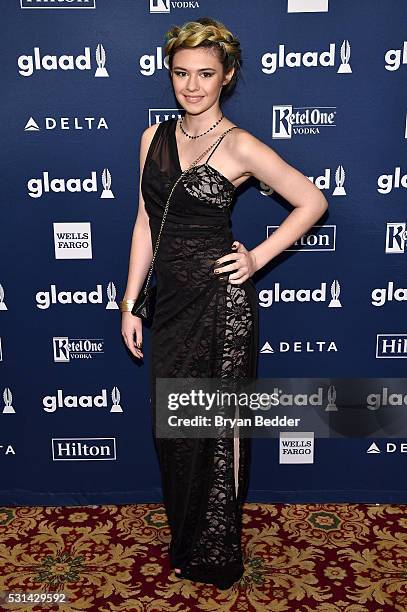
140,121,161,149
222,126,275,180
139,121,163,169
230,127,275,157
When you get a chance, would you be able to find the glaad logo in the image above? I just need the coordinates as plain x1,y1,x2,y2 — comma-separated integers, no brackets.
35,282,119,309
272,105,337,139
53,222,92,260
384,41,407,71
367,442,407,454
385,222,407,254
260,339,338,354
267,225,336,251
140,47,169,76
371,281,407,307
17,45,108,77
259,280,342,308
376,334,407,358
27,169,114,199
309,166,346,195
52,438,117,461
260,167,346,196
21,0,96,8
261,40,352,75
24,116,109,131
0,284,7,311
2,388,15,414
287,0,328,12
378,167,407,194
53,337,105,362
280,432,314,464
43,387,122,412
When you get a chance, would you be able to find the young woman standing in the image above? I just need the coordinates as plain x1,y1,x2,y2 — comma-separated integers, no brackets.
121,17,328,590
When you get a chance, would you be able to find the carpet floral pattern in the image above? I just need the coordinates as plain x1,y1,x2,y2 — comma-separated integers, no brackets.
0,502,406,611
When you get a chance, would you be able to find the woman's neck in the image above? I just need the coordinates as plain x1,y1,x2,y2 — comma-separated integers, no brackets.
180,110,224,136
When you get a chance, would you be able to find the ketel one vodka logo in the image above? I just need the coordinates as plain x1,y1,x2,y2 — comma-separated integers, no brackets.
150,0,170,12
0,284,7,310
27,168,114,199
17,44,108,77
2,388,15,414
272,105,337,139
385,222,407,254
261,40,352,75
43,386,123,413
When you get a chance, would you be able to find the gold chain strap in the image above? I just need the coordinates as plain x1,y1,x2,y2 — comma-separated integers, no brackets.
142,125,236,292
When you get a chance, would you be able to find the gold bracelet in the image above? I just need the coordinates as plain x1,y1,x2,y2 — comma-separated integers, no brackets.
119,298,137,312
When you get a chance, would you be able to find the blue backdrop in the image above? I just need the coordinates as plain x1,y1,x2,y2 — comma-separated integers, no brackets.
1,0,406,505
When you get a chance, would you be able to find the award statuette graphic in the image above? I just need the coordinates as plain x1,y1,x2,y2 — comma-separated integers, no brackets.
94,43,109,77
2,388,15,414
337,39,352,73
332,165,346,196
100,168,114,198
106,282,119,310
328,280,342,308
0,285,7,310
325,384,338,412
111,387,123,413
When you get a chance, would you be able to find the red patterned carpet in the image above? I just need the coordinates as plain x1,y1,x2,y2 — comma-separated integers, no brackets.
0,502,406,611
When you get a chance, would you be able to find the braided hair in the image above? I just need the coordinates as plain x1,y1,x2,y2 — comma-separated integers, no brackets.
164,17,242,101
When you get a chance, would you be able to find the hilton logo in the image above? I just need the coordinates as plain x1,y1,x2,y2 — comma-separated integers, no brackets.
148,109,183,126
267,225,336,251
376,334,407,358
52,438,116,460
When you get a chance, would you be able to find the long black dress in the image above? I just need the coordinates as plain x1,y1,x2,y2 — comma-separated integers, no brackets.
141,117,259,589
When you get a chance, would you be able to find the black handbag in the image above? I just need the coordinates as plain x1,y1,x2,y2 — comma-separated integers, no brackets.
131,125,236,321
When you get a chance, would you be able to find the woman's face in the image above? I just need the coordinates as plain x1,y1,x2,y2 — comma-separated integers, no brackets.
170,47,234,114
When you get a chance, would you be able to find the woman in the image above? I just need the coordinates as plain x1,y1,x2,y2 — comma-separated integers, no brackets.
121,17,328,590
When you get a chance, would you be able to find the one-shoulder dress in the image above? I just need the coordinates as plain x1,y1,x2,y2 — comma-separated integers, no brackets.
141,117,259,589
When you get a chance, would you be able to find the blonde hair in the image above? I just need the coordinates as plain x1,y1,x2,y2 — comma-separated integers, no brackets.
164,17,242,101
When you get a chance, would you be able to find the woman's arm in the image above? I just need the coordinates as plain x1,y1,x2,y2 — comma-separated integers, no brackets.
122,123,161,300
238,130,329,272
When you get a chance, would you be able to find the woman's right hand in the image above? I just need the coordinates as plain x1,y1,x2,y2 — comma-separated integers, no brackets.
121,312,144,359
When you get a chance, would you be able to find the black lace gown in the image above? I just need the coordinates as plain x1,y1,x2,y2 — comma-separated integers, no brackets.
141,117,258,589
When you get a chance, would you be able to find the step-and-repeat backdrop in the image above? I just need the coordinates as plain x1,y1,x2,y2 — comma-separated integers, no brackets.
1,1,406,505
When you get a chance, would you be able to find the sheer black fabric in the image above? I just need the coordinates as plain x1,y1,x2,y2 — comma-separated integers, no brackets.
141,118,259,589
